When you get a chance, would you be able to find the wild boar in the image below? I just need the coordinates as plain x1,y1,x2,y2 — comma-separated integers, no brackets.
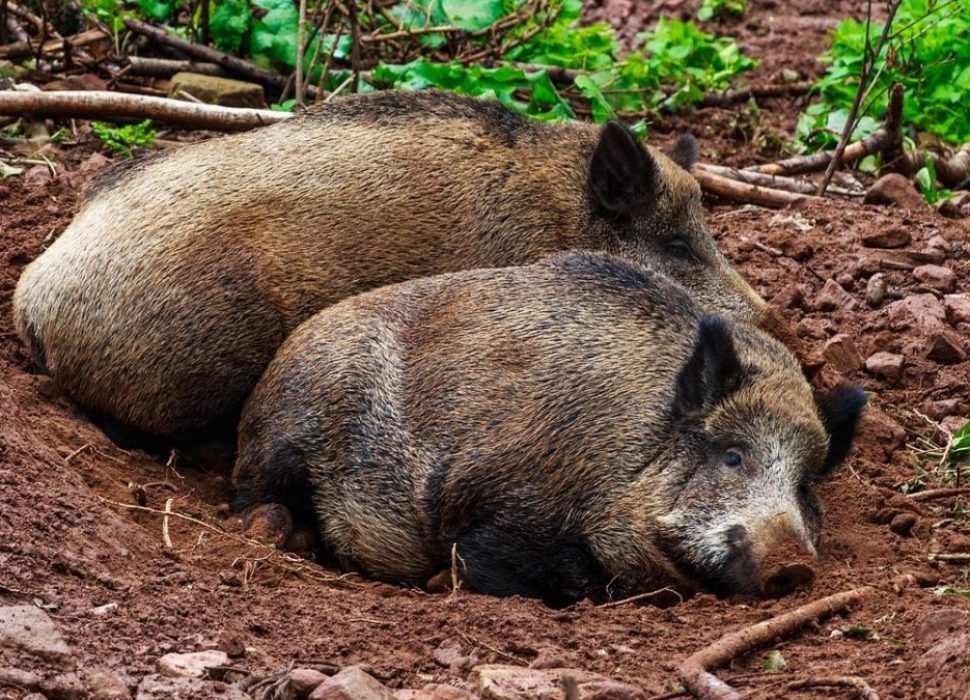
13,90,765,438
232,251,865,605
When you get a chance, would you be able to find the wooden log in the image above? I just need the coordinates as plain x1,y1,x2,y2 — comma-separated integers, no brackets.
0,28,106,61
697,163,862,199
126,56,229,78
692,167,820,208
0,89,292,131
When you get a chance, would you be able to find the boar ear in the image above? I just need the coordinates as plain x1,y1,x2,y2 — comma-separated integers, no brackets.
588,120,657,216
667,133,699,171
815,384,867,474
674,316,745,416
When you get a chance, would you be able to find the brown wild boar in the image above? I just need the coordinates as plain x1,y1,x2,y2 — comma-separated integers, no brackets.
13,90,766,438
232,251,865,606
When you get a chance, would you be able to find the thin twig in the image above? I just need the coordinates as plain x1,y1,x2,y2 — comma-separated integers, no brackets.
162,498,174,549
598,586,683,609
295,0,308,109
907,487,970,502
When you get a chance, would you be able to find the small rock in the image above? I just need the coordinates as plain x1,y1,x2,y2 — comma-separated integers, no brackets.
471,665,645,700
23,164,53,187
576,679,645,699
925,234,950,256
529,647,569,670
156,650,228,678
926,331,967,365
822,334,863,375
892,573,917,593
396,685,474,700
87,670,131,699
916,633,970,698
0,605,72,662
217,632,246,659
943,294,970,325
770,285,804,310
90,602,118,617
862,225,911,248
915,610,970,642
433,639,473,671
889,512,917,536
875,249,946,269
865,273,888,307
0,667,41,690
41,672,85,700
885,294,947,332
815,279,856,312
923,398,963,420
290,668,329,696
169,72,267,109
914,264,957,293
309,667,396,700
865,352,904,382
865,173,927,209
941,416,968,434
936,191,970,219
135,674,249,700
78,152,114,177
857,409,907,460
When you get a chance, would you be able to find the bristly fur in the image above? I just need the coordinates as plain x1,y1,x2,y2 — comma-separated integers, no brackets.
233,251,864,605
13,90,765,437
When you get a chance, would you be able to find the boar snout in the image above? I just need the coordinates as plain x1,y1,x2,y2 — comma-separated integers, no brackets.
749,512,818,598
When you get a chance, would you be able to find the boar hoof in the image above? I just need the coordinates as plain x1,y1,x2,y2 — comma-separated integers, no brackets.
241,503,294,549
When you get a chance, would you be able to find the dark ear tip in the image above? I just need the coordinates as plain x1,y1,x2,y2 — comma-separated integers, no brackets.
668,133,700,171
697,314,733,343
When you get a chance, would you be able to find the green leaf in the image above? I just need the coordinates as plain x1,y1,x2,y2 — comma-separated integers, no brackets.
136,0,173,21
762,650,787,673
441,0,503,31
574,74,616,123
934,586,970,597
210,0,252,54
0,161,25,178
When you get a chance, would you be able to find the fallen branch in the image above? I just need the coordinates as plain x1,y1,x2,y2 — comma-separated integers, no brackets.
677,586,873,700
693,167,820,208
929,552,970,563
697,81,815,108
787,676,880,699
0,90,291,131
897,143,970,187
0,28,106,60
698,163,862,199
126,56,229,78
162,497,174,549
124,19,318,99
907,487,970,502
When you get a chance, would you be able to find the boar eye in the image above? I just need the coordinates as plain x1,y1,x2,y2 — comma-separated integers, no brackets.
720,450,743,468
666,239,693,260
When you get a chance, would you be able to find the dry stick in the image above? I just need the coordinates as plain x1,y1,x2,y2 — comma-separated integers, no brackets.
0,27,106,60
295,0,308,109
907,486,970,502
162,497,174,549
0,0,7,45
817,0,903,196
698,163,863,199
787,676,880,699
677,586,873,700
598,586,683,609
692,167,819,209
0,90,291,131
126,56,229,78
898,143,970,186
124,19,317,99
930,552,970,563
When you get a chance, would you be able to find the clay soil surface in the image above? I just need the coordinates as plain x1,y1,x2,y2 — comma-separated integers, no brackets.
2,1,969,699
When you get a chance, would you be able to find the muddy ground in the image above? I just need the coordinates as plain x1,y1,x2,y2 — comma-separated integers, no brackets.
2,1,969,699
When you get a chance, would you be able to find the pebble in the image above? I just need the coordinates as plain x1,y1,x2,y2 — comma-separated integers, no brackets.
913,264,956,293
87,670,131,699
889,513,918,536
885,294,947,332
433,639,476,672
865,352,904,382
923,398,963,421
943,294,970,324
471,665,645,700
815,279,856,311
822,334,863,375
135,674,249,700
865,173,927,209
865,273,888,307
0,605,72,663
861,225,911,248
926,331,967,365
396,685,474,700
289,668,330,695
915,610,970,642
309,666,396,700
156,650,228,678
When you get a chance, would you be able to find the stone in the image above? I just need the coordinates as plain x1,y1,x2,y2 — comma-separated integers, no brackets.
885,294,947,332
433,639,474,671
865,173,927,209
309,667,396,700
23,164,52,187
78,152,114,177
471,666,644,700
923,398,963,421
216,632,246,659
856,409,907,460
87,670,132,699
396,685,474,700
40,672,85,700
815,279,856,311
913,264,956,292
822,334,863,375
865,273,888,307
874,249,946,270
861,225,911,248
926,331,967,365
936,191,970,219
943,294,970,325
0,667,41,690
156,650,228,678
915,610,970,642
168,72,267,109
289,668,329,695
865,352,904,382
135,674,249,700
889,512,917,536
0,605,71,662
925,234,951,256
917,633,970,700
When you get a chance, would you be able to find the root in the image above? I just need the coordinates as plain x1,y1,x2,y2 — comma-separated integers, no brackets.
692,168,819,208
787,676,880,699
676,586,873,700
0,28,106,61
906,487,970,502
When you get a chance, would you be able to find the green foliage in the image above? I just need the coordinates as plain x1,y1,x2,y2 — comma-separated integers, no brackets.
799,0,970,151
915,156,954,203
441,0,504,30
697,0,748,23
934,586,970,597
762,650,787,673
91,120,157,157
951,420,970,465
211,0,252,54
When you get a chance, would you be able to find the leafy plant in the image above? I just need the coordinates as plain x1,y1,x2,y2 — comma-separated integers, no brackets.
799,0,970,151
916,155,954,203
762,650,787,673
697,0,748,23
91,120,157,157
934,585,970,597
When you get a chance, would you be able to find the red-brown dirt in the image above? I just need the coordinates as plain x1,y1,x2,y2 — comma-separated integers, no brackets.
2,2,969,699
